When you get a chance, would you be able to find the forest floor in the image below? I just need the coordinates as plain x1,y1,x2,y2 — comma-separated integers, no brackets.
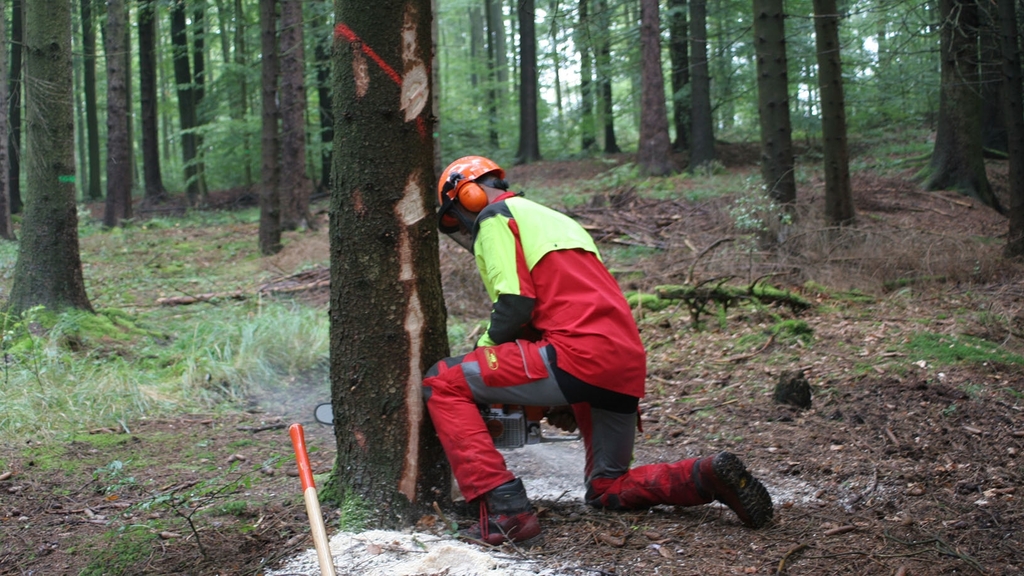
2,144,1023,575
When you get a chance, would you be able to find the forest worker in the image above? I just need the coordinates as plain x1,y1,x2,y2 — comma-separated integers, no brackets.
422,155,774,545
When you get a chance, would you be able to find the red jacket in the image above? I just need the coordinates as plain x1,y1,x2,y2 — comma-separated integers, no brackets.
472,195,646,398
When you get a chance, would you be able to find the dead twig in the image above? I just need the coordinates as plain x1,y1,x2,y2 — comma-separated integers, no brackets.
778,543,811,573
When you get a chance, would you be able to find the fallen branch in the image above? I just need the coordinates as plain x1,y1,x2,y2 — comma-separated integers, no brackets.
777,543,810,573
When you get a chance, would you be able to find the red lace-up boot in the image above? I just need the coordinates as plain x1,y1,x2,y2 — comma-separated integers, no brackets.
462,478,541,545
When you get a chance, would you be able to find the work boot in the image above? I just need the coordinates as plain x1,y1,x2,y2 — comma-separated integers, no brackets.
462,478,541,545
694,452,774,529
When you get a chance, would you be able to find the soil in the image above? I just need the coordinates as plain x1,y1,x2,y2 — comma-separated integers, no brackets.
2,145,1023,575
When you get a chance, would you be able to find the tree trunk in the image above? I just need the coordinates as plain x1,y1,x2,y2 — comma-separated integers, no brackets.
330,0,449,526
752,0,796,203
233,0,252,186
258,0,281,255
104,0,132,228
0,0,12,240
138,0,166,202
279,0,314,229
484,0,503,149
813,0,854,225
515,0,542,164
689,0,714,170
979,7,1005,154
314,0,334,191
594,0,620,153
192,3,208,201
924,0,999,211
668,0,689,152
548,0,564,130
8,0,23,214
577,0,596,151
170,0,200,205
8,0,92,313
637,0,672,176
80,0,101,201
1000,0,1024,256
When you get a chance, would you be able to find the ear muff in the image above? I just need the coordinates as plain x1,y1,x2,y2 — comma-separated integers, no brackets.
455,181,489,213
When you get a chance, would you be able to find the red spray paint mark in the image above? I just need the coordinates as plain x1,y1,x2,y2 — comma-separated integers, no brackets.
334,23,403,87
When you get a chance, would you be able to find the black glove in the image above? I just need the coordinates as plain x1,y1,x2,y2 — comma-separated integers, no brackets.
545,406,577,433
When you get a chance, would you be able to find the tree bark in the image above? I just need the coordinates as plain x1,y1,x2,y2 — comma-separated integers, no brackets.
515,0,542,164
924,0,999,212
314,0,334,191
233,0,252,186
138,0,167,202
279,0,314,229
192,3,208,201
594,0,620,153
104,0,132,228
258,0,281,255
637,0,672,176
577,0,596,151
484,0,504,149
8,0,92,313
668,0,689,152
170,0,200,205
330,0,449,526
689,0,714,170
813,0,854,225
1000,0,1024,256
8,0,23,214
752,0,796,203
80,0,101,201
0,0,12,240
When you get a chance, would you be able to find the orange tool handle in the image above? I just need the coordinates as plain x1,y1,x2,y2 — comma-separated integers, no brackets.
289,423,316,491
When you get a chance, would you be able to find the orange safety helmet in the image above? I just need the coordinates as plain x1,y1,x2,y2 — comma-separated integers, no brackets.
437,156,506,230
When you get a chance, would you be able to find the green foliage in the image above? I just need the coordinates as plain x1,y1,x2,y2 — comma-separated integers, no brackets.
901,333,1024,367
770,319,814,345
0,303,328,439
94,460,138,494
80,526,160,576
727,178,794,237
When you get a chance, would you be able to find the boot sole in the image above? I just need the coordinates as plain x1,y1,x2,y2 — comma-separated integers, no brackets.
712,452,774,529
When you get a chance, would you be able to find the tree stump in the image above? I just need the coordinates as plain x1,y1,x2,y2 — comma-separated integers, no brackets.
774,370,812,409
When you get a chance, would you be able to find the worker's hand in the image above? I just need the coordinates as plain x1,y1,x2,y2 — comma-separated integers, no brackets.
545,406,577,433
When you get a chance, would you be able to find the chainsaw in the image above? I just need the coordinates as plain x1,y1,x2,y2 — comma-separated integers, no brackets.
314,402,572,449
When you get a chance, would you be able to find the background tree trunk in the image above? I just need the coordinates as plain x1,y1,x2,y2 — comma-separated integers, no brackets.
637,0,672,176
258,0,281,255
80,0,102,201
668,0,689,152
924,0,1000,212
813,0,854,225
314,0,334,192
8,0,92,314
689,0,714,170
594,0,620,153
170,0,200,205
330,0,449,526
753,0,796,203
515,0,542,164
138,0,167,202
233,0,252,187
577,0,596,151
104,0,132,228
8,0,23,214
279,0,314,229
484,0,503,149
1000,0,1024,256
0,0,12,240
191,2,209,202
